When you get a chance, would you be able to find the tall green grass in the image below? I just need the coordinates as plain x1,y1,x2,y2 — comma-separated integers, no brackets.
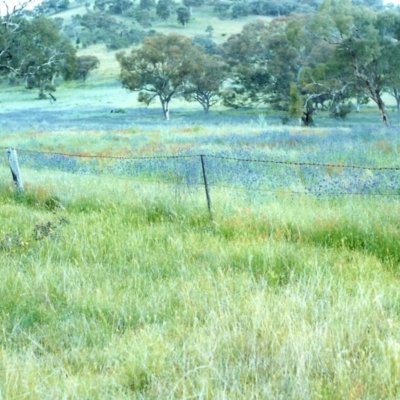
1,167,400,398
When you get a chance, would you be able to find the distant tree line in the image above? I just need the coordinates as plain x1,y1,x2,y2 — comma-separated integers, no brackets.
1,0,399,127
117,0,400,126
33,0,384,23
30,0,386,51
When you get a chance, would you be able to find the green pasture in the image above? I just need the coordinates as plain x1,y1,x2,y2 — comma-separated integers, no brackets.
1,103,400,398
1,77,399,130
153,8,271,44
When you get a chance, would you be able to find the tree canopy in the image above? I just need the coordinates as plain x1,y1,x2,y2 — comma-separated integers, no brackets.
1,3,76,98
309,0,400,126
116,33,200,119
183,51,228,113
218,1,400,125
74,55,100,82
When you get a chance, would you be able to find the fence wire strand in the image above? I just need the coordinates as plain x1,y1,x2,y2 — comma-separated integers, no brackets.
2,147,399,170
2,147,400,198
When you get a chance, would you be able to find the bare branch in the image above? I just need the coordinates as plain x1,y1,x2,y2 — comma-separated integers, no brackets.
1,0,35,17
0,63,21,75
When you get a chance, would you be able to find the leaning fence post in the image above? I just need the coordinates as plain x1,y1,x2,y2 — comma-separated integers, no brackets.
6,148,24,192
200,154,212,217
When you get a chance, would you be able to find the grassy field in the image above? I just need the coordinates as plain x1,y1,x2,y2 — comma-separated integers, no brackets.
1,168,400,399
1,93,400,398
1,8,400,396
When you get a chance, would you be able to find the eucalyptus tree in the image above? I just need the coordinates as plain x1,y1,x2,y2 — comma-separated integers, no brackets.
20,17,76,97
176,6,190,26
0,2,76,98
139,0,156,11
116,33,199,120
79,11,120,43
385,59,400,112
74,55,100,82
192,35,220,55
221,17,314,111
222,20,272,108
156,0,175,21
299,56,355,123
183,51,228,113
293,33,357,123
288,83,303,125
310,0,400,126
379,11,400,112
0,1,32,76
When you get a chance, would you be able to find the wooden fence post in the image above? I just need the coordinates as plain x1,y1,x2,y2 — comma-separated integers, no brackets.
200,154,212,217
6,148,24,192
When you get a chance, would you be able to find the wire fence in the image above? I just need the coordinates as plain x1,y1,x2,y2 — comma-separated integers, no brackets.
2,147,400,212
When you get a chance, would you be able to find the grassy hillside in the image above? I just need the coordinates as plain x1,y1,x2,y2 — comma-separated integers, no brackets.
55,2,272,81
150,8,271,43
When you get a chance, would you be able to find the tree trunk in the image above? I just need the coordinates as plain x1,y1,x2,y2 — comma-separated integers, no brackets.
160,98,170,120
375,92,390,127
350,51,390,126
390,88,400,113
202,99,210,114
301,110,313,126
